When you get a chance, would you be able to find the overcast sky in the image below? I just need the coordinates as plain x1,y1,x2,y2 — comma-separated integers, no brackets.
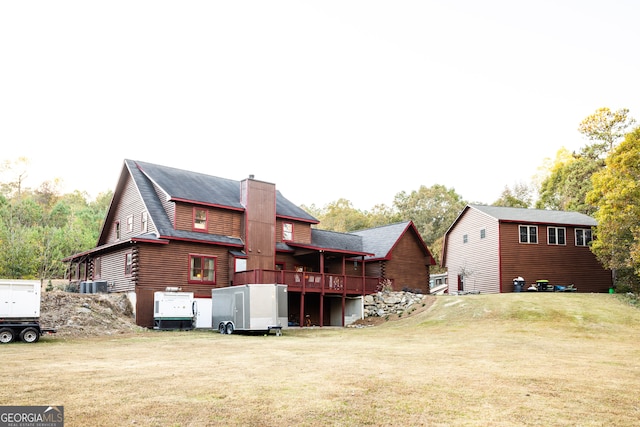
2,1,639,210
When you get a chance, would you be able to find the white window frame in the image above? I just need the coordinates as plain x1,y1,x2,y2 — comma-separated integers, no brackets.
282,222,293,241
548,227,566,245
519,225,538,244
141,211,148,233
575,228,593,247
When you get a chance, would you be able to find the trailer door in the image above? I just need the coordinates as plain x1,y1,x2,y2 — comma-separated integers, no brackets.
234,291,244,329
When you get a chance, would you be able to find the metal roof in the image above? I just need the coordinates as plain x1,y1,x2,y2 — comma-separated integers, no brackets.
352,222,412,259
127,159,318,223
469,204,597,226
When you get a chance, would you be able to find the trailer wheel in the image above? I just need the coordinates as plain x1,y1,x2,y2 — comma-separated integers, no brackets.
225,322,234,335
20,327,40,343
0,328,15,344
218,323,226,334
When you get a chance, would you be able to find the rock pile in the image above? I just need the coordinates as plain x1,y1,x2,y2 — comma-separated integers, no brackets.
363,291,426,318
40,291,143,337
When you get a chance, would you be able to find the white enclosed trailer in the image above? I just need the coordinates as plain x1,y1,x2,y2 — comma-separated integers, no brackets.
0,279,56,344
212,284,287,336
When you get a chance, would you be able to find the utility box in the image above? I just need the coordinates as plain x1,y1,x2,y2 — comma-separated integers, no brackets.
212,284,287,335
153,291,196,330
0,279,41,319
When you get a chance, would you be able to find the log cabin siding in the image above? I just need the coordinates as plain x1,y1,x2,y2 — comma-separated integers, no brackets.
174,203,243,237
445,208,500,294
276,218,312,244
134,241,232,327
382,231,430,293
499,223,611,292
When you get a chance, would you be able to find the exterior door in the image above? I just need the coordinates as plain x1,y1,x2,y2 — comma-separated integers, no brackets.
234,292,244,329
458,275,464,292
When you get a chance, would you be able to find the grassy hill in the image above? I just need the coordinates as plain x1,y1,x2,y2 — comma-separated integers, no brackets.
2,292,639,426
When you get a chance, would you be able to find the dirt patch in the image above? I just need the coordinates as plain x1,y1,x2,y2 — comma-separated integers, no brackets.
40,290,143,338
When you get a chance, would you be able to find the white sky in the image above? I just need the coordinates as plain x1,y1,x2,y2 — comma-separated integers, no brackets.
2,1,639,210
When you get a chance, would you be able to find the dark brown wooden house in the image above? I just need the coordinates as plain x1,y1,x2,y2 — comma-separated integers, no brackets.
441,204,612,294
63,160,435,327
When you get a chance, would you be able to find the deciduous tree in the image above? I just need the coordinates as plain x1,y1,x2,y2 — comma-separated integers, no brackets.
587,127,640,292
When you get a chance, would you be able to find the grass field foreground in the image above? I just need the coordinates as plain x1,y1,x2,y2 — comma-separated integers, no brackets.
2,293,639,426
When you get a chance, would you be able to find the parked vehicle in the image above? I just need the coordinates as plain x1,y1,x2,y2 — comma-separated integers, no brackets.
0,279,56,344
212,284,287,336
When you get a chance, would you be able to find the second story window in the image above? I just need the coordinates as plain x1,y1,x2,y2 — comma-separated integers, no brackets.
463,234,468,244
193,208,208,231
141,211,148,233
480,229,486,239
283,222,293,241
127,215,134,233
576,228,593,247
548,227,566,245
519,225,537,244
115,221,121,240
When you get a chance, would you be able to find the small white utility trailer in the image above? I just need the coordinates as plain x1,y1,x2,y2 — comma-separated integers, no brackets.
212,284,287,336
153,291,197,330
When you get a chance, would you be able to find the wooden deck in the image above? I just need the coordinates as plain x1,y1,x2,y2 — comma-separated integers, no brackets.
233,269,381,295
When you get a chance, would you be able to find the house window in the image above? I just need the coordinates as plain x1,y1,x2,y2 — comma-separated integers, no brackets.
124,252,133,276
234,257,247,273
141,211,148,233
576,228,593,247
94,257,101,279
193,208,208,231
480,229,486,239
519,225,537,244
463,234,468,244
115,221,121,240
189,254,216,283
548,227,566,245
283,222,293,241
127,215,134,233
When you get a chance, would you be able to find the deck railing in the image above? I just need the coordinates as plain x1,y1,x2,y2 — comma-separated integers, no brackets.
233,269,382,295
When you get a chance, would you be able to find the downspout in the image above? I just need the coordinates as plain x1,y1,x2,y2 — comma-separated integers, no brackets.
320,250,325,327
498,220,503,293
361,255,365,296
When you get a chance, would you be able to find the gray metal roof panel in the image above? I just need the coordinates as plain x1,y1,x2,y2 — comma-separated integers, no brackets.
469,204,597,226
352,221,411,259
127,159,317,222
311,229,364,252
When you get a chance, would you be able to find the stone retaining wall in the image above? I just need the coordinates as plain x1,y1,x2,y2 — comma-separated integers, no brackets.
363,291,426,318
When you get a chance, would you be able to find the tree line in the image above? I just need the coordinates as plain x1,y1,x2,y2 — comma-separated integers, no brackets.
1,107,639,292
0,158,111,285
